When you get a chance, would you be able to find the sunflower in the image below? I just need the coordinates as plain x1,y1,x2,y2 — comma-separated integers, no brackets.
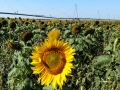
30,33,75,89
48,29,60,41
21,31,33,42
10,22,16,29
72,25,81,34
7,41,21,50
0,23,2,29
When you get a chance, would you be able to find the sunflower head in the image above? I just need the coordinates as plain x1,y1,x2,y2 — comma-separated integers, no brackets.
72,25,81,34
93,20,99,26
10,22,16,29
48,29,60,41
84,23,89,28
39,24,46,30
2,20,8,26
105,25,109,30
7,41,21,50
24,21,29,25
0,23,2,29
7,17,10,19
117,25,120,32
32,19,36,22
84,28,95,36
21,31,33,42
40,21,44,24
19,17,22,20
30,39,75,89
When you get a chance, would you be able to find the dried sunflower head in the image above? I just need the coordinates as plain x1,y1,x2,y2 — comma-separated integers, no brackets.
21,31,33,42
72,25,81,34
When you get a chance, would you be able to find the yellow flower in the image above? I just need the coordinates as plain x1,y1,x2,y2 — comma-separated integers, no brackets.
48,29,60,41
30,39,75,89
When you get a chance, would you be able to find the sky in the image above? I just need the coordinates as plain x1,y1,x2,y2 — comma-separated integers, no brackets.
0,0,120,19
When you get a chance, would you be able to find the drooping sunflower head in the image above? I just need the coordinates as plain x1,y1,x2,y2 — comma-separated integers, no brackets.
7,41,21,50
84,28,95,36
30,39,75,89
72,25,81,34
21,31,33,42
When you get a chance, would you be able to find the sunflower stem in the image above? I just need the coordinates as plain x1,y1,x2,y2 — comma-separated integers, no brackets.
112,38,118,62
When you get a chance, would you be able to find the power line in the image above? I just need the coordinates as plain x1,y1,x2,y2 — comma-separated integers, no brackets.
35,0,68,16
4,0,16,13
16,0,36,14
35,0,62,12
56,6,74,18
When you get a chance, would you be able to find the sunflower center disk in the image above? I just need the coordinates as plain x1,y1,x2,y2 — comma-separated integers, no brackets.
47,52,62,68
43,51,66,75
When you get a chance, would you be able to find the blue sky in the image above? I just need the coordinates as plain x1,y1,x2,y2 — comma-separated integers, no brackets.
0,0,120,19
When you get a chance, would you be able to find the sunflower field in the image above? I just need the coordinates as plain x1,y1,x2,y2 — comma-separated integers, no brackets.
1,17,120,90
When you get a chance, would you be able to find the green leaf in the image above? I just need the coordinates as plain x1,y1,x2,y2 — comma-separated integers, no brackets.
69,38,74,44
75,44,83,51
115,66,120,76
43,85,55,90
64,30,71,35
94,77,100,87
75,38,83,44
62,85,69,90
105,69,112,78
95,55,112,68
104,44,112,51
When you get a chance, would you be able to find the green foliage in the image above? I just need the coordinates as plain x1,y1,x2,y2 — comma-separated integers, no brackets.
1,18,120,90
95,55,112,68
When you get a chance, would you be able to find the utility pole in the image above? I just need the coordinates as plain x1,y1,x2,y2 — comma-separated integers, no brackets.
108,13,110,19
75,4,78,19
97,10,100,19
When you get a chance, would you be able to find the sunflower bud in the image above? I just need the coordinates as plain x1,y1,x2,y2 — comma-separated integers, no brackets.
48,29,60,41
21,31,33,42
